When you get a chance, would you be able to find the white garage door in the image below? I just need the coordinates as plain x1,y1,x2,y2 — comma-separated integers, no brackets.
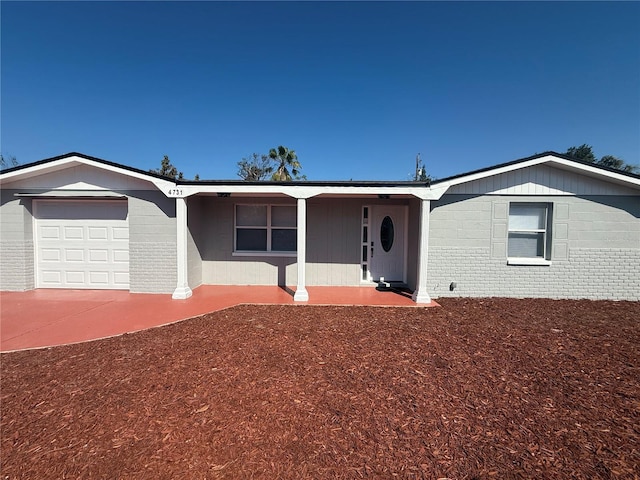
35,200,129,289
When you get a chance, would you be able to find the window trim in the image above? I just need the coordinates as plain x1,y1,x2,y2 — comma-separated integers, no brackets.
234,204,297,255
507,202,552,265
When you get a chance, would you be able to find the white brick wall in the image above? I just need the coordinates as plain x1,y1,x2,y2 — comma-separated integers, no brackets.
427,246,640,300
128,192,177,294
0,240,35,291
129,242,176,293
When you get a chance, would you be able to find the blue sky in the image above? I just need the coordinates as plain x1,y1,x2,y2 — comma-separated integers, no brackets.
2,1,639,181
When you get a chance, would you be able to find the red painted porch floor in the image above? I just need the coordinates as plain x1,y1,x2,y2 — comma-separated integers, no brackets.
0,285,438,352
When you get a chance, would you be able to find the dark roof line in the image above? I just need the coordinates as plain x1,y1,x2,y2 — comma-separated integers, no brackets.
3,150,639,185
0,152,177,182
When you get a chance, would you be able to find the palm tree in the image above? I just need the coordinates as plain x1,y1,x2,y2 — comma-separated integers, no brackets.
269,145,302,181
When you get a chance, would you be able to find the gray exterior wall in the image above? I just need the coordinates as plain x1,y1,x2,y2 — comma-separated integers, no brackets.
193,196,413,287
0,188,177,294
128,191,177,294
405,198,421,292
306,198,365,286
195,196,297,286
0,190,35,291
427,194,640,300
187,196,203,289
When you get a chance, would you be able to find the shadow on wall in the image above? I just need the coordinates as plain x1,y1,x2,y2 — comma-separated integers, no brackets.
187,196,366,287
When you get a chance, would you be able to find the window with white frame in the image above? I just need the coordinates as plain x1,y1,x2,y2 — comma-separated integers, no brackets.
508,203,552,260
235,204,297,253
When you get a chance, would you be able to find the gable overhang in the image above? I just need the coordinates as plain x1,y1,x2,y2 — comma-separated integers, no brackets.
431,153,640,198
0,153,176,193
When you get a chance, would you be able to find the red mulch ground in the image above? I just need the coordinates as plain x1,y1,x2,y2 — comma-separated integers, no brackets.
1,298,639,479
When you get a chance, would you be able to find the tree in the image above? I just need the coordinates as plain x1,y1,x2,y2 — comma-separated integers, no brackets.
566,144,597,163
150,155,184,180
413,153,432,182
598,155,636,173
0,154,18,170
269,145,302,181
565,144,638,173
237,153,273,181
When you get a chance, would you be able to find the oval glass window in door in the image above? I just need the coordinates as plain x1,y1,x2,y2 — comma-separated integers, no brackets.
380,216,394,252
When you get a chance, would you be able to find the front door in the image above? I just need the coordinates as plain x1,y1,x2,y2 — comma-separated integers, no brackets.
369,205,406,282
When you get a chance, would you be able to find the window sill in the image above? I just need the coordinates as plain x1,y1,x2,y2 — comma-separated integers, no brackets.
233,251,297,258
507,257,552,266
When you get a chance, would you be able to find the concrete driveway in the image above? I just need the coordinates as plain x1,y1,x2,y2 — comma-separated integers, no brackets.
1,285,434,351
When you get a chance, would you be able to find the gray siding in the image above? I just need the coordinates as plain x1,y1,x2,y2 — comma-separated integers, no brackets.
447,163,640,196
197,196,298,286
187,196,203,289
194,196,411,287
128,191,177,294
427,194,640,300
405,198,421,291
306,198,363,286
0,190,35,290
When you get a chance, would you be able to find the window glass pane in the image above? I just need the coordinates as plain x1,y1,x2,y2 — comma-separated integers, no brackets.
237,205,267,226
271,229,297,251
362,245,367,262
236,228,267,250
271,206,297,227
509,204,545,230
363,226,368,243
508,232,544,257
380,216,394,252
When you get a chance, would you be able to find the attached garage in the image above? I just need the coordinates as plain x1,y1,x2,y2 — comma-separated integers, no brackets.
34,200,129,289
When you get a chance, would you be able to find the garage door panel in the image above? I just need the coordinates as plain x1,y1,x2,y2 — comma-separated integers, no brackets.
65,249,85,262
89,249,109,262
113,272,130,286
41,271,62,285
63,226,84,240
88,271,110,285
88,227,108,240
40,226,61,240
113,250,129,263
65,271,86,285
36,201,129,290
112,227,129,240
41,249,62,262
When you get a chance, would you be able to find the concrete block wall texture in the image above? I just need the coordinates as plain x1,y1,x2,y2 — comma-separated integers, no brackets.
0,240,35,291
427,194,640,300
0,191,35,290
427,247,639,300
128,191,177,294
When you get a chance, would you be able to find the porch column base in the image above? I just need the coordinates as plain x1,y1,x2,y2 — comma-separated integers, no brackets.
411,289,432,304
172,285,193,300
294,287,309,302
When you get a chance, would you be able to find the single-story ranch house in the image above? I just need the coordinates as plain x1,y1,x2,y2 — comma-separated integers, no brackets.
1,152,638,302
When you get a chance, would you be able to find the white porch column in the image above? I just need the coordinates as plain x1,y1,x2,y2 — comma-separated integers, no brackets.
412,199,432,304
172,197,193,299
294,197,309,301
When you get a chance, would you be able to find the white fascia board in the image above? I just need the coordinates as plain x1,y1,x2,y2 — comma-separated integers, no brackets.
181,184,436,200
0,155,176,193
